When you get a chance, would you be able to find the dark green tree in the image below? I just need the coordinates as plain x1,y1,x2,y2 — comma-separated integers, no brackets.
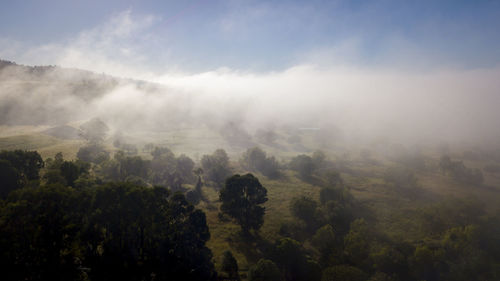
0,150,43,180
368,272,398,281
289,154,315,180
248,259,281,281
273,238,321,281
219,174,268,234
344,219,371,267
43,169,67,185
176,154,196,183
290,196,318,223
201,149,232,187
0,184,82,281
0,159,23,197
321,265,367,281
83,184,216,281
322,170,343,188
220,250,240,280
60,161,80,187
290,196,320,232
77,144,110,164
311,224,337,265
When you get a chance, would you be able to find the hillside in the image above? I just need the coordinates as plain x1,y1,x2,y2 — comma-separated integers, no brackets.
1,60,500,281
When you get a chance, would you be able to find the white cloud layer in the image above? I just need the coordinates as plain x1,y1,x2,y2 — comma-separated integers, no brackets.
1,10,500,145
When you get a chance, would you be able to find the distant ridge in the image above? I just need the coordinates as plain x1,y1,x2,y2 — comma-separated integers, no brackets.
0,58,173,127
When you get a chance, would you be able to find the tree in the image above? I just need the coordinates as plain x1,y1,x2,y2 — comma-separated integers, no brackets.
0,150,44,197
79,117,109,143
43,169,67,185
240,147,281,179
77,144,110,164
60,161,81,187
0,184,83,281
220,250,240,280
0,150,43,180
322,170,343,188
240,147,267,172
344,219,371,266
312,150,326,169
289,154,315,180
219,174,268,234
150,146,177,186
290,196,319,229
368,272,397,281
201,149,232,187
186,189,201,205
0,159,23,197
83,184,217,281
370,246,407,278
321,265,367,281
176,154,196,184
311,224,337,264
248,259,281,281
273,238,321,281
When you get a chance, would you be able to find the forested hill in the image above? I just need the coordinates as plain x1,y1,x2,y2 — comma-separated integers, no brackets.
0,58,115,83
0,59,164,126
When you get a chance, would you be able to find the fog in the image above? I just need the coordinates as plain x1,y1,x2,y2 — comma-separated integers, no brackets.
1,10,500,149
2,61,500,149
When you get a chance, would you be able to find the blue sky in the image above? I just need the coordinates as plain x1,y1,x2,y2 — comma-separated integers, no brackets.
1,0,499,72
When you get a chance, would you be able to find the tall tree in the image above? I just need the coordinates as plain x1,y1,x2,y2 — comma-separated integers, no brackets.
219,174,268,234
0,159,23,197
220,250,240,281
79,118,109,144
0,150,43,180
201,149,232,187
248,259,281,281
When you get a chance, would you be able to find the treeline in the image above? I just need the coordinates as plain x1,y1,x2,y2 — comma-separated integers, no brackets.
0,150,217,281
1,146,500,281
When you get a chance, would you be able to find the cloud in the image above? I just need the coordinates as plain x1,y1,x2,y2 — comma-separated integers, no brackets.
150,65,500,143
2,10,159,78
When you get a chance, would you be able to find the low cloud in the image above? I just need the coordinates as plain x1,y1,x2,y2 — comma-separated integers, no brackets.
1,9,500,147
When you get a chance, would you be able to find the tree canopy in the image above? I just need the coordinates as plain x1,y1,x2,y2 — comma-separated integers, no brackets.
219,173,268,233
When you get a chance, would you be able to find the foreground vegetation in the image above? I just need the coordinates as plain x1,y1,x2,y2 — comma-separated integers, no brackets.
1,119,500,280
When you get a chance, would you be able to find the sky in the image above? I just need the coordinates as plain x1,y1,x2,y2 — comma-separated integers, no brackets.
1,0,499,73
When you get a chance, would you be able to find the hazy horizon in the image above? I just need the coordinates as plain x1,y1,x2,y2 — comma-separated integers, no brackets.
1,0,500,147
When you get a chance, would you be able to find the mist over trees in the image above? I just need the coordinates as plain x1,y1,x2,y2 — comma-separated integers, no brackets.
1,58,500,281
240,147,281,179
202,149,232,188
3,59,500,146
1,134,500,281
